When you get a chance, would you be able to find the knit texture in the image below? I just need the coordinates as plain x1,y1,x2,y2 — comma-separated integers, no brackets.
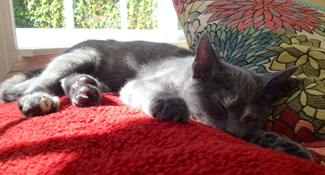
0,93,324,174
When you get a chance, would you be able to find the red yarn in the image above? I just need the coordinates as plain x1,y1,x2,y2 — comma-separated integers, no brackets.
0,93,324,174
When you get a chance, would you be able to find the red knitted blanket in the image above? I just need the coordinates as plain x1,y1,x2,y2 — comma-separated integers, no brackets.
0,93,324,174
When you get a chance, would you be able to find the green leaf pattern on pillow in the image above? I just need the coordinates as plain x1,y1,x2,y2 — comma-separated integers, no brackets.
172,0,325,164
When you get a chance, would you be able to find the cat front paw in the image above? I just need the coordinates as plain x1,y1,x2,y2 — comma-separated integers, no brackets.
149,97,189,124
244,132,313,160
18,92,59,117
61,74,101,107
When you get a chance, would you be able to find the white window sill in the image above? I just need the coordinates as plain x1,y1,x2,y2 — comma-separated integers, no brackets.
16,28,186,57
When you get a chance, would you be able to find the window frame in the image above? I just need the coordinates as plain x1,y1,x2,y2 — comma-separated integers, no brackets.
1,0,185,81
16,0,185,56
0,0,19,82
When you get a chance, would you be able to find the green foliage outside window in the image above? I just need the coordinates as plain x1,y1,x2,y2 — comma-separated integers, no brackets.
73,0,121,29
127,0,157,30
13,0,65,28
13,0,158,30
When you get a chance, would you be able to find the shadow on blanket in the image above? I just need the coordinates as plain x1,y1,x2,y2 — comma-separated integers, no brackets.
0,93,324,174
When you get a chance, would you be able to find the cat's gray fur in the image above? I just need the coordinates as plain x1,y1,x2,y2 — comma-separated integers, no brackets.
0,34,312,160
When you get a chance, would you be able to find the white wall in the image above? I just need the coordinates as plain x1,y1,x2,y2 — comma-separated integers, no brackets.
0,0,19,82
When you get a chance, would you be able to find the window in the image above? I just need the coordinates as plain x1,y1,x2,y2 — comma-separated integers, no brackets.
13,0,185,56
0,0,185,81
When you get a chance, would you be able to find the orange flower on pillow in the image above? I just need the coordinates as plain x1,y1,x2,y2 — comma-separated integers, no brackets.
271,107,318,143
204,0,323,33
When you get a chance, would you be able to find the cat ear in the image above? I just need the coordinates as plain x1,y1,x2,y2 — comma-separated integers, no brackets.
262,67,298,95
192,33,222,79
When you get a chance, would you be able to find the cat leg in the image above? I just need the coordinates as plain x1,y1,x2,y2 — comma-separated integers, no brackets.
0,74,33,103
17,48,103,117
61,74,106,107
120,81,190,124
243,130,312,160
17,73,62,117
2,67,57,117
0,67,45,103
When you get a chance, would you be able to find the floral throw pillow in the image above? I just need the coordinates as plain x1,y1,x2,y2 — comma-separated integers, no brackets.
172,0,325,164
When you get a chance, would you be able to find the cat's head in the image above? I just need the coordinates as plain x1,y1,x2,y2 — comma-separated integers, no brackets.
186,33,297,138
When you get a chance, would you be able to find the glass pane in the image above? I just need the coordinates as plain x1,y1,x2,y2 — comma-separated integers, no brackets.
127,0,158,30
13,0,158,29
178,21,182,30
13,0,66,28
73,0,121,29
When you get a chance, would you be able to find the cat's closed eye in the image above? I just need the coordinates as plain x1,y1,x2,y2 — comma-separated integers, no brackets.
215,97,227,112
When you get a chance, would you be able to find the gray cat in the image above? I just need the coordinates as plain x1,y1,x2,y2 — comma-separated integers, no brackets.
0,34,312,160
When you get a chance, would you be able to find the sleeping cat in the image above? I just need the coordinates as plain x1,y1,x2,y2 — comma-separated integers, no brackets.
0,34,312,160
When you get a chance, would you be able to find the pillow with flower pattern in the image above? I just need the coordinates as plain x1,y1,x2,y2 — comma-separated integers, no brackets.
172,0,325,164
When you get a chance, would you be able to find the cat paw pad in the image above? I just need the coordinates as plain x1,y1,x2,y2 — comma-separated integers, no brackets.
62,74,101,107
246,132,313,160
18,92,59,117
272,142,312,160
150,97,189,124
